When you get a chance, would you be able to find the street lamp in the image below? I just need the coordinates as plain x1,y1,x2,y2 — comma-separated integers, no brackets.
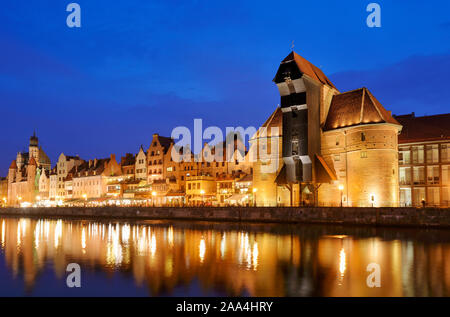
82,194,87,207
371,194,375,208
200,189,205,206
152,191,156,207
338,184,344,207
253,188,257,207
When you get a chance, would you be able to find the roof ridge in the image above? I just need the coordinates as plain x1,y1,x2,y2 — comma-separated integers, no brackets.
337,87,365,95
359,88,365,123
364,88,384,121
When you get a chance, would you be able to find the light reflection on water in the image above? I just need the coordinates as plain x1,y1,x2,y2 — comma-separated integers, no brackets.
0,216,449,296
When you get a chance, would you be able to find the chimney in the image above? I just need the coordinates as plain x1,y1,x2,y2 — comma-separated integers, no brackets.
110,154,116,162
89,160,93,168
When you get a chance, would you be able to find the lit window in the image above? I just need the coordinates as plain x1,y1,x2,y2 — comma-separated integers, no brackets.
361,151,367,158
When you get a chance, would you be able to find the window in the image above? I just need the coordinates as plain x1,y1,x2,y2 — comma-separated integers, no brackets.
426,145,439,163
361,133,366,142
336,136,340,146
334,155,340,162
399,167,411,185
413,166,425,185
413,187,426,206
443,187,450,207
427,166,440,184
442,165,450,184
442,144,449,162
427,187,440,206
412,146,424,164
399,147,411,165
360,151,367,158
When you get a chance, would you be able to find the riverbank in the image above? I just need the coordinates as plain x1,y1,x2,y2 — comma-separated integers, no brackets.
1,206,450,228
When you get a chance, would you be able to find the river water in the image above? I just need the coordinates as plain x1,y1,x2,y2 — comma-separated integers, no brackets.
0,216,449,296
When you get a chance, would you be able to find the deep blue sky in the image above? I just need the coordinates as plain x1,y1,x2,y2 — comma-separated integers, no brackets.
1,0,449,176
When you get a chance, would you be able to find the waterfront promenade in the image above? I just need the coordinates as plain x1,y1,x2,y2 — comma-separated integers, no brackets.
1,206,450,228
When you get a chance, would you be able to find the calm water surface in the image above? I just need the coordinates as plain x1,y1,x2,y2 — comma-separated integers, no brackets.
0,216,449,296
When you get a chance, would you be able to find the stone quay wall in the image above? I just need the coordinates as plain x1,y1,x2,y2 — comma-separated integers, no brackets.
1,206,450,228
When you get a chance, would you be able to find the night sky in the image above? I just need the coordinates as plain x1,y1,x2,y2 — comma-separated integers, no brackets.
1,0,449,176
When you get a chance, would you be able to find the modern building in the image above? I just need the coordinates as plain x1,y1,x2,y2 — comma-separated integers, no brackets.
395,113,450,207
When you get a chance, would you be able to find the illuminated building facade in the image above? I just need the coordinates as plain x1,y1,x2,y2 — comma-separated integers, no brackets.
257,51,402,207
395,113,450,207
7,134,51,206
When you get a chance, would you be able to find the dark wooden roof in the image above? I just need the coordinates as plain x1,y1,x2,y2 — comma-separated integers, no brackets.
395,113,450,144
157,136,174,154
274,51,336,89
323,87,400,131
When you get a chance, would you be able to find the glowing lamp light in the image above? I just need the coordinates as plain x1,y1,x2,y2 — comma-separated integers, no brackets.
82,194,87,201
338,184,344,191
152,191,156,197
370,194,376,207
253,188,258,193
200,189,205,195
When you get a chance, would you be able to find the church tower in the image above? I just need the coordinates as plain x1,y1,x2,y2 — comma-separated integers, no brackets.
27,157,37,202
29,132,39,163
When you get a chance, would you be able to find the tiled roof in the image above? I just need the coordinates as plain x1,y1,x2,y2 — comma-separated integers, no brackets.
236,173,253,183
157,136,174,153
394,113,450,143
74,159,109,178
120,153,136,166
9,160,17,169
323,87,400,131
251,107,283,139
274,51,336,89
